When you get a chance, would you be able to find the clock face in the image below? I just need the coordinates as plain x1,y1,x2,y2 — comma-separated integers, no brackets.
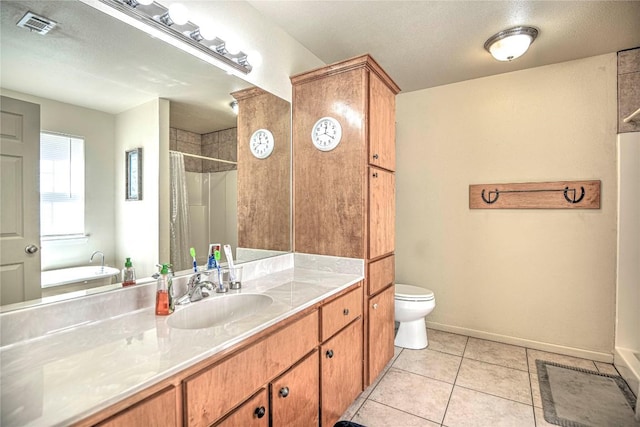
311,117,342,151
249,129,274,159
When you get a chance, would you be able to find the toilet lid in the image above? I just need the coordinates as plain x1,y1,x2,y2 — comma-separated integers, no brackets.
395,284,435,301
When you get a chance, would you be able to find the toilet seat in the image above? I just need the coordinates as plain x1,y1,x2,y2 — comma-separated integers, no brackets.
395,284,435,302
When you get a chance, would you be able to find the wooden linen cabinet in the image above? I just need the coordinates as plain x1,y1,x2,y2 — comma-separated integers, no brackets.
291,53,400,392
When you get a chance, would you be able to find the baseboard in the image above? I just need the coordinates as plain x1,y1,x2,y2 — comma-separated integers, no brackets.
426,321,614,364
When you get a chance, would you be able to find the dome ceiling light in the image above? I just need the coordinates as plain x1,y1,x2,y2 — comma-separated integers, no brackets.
484,26,539,62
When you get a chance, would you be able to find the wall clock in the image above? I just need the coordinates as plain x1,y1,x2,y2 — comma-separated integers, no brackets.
311,117,342,151
249,129,274,159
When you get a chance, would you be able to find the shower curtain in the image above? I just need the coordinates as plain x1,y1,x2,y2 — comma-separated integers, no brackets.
169,152,192,272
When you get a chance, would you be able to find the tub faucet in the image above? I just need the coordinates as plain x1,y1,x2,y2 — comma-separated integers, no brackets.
90,251,105,273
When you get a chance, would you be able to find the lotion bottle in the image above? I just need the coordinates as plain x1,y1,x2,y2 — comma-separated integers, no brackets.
122,257,136,287
155,264,173,316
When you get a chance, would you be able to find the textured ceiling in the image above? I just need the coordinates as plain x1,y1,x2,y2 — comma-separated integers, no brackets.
248,0,640,92
2,1,639,133
0,0,251,133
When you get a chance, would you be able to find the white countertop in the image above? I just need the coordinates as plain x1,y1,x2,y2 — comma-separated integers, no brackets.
0,266,363,427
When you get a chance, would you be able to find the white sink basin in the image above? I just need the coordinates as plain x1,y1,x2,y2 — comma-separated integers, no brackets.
168,294,274,330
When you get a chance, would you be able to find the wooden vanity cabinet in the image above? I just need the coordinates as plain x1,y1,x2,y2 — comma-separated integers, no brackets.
292,54,399,388
96,386,178,427
184,311,319,427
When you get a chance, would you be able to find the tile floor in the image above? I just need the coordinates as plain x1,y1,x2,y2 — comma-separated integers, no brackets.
339,328,631,427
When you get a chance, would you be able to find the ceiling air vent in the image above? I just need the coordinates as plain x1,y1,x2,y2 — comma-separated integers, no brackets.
16,11,57,35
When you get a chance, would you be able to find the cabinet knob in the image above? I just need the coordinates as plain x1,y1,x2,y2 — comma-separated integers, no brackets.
343,308,350,316
373,303,378,310
326,349,334,359
279,387,290,398
373,153,379,160
254,406,266,418
372,172,378,178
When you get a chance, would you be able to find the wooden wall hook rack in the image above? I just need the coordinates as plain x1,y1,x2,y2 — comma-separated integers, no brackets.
469,180,600,209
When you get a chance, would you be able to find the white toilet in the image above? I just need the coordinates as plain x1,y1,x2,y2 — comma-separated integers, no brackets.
394,284,436,349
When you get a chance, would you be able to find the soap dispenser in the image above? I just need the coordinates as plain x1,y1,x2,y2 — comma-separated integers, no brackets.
122,257,136,287
155,264,174,316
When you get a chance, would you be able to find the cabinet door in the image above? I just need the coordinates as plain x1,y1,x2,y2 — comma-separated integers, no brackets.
369,168,395,259
97,387,177,427
215,389,268,427
368,285,395,383
321,319,363,427
271,350,319,427
368,73,396,171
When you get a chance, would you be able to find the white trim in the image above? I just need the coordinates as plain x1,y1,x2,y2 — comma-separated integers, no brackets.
427,321,614,363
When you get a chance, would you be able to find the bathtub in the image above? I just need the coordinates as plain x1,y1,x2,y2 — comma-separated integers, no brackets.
41,266,120,297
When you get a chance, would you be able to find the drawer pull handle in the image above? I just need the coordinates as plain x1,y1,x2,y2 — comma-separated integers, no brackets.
279,387,290,398
343,308,350,316
254,406,266,418
326,349,334,359
373,303,378,310
373,153,379,160
372,172,378,178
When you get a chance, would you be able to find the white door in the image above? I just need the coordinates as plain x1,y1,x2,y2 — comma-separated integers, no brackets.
1,96,41,305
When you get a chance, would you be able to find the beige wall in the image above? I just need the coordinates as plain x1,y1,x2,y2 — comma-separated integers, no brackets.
115,99,169,279
0,89,116,271
396,54,618,359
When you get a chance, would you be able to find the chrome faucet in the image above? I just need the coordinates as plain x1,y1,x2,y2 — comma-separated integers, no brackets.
90,251,105,273
176,273,214,305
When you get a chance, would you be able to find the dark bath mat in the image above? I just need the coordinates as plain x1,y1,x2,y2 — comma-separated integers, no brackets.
536,359,639,427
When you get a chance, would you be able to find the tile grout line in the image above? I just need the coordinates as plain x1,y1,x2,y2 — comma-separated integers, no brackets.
439,335,470,425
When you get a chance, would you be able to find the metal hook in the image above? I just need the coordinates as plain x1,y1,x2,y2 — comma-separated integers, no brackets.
481,189,499,204
563,186,585,204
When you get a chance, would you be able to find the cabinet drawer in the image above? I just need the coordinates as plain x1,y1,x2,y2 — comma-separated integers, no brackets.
368,255,394,296
215,389,268,427
321,285,363,341
184,311,319,427
97,387,177,427
271,350,320,427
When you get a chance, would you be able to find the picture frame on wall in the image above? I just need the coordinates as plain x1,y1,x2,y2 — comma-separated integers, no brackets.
125,147,143,201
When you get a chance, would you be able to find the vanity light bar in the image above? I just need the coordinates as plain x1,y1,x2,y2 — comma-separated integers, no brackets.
95,0,252,74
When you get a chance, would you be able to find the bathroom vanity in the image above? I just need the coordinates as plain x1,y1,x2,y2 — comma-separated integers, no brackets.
0,254,366,427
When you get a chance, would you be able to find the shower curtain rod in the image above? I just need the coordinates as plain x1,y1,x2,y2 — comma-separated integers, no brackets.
169,150,237,165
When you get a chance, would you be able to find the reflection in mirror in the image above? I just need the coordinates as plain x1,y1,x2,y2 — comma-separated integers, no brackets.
0,0,291,310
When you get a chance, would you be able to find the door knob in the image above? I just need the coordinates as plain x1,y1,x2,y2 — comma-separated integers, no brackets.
279,387,290,398
25,244,39,254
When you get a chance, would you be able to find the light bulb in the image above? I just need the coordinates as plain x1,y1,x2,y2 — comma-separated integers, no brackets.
223,37,240,55
198,21,216,41
168,3,189,26
489,34,532,61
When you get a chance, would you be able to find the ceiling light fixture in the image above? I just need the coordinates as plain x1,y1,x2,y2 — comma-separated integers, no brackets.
91,0,253,74
484,26,539,62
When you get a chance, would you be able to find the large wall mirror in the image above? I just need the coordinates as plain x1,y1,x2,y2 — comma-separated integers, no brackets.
0,0,291,310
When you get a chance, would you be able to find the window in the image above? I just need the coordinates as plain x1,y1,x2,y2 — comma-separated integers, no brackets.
40,132,85,237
